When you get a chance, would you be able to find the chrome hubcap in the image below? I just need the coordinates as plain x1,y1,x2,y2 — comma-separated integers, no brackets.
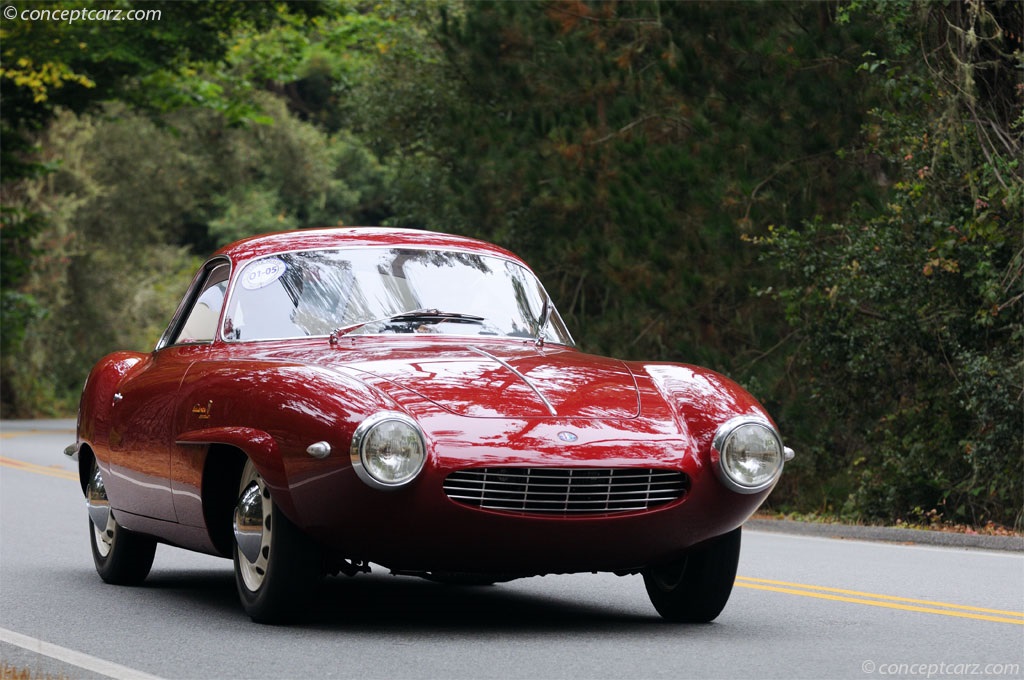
234,460,272,592
87,463,115,557
234,482,263,564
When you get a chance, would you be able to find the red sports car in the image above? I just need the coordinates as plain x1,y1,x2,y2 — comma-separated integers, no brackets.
65,227,793,623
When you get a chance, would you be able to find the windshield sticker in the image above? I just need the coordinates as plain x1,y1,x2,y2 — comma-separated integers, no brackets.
241,259,287,290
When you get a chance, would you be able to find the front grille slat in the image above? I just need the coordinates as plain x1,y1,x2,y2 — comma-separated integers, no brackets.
442,467,689,516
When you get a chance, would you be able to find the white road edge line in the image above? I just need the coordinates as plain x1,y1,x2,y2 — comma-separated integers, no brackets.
0,626,167,680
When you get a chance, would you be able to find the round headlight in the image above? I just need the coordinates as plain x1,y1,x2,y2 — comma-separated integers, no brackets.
350,412,426,490
712,416,785,494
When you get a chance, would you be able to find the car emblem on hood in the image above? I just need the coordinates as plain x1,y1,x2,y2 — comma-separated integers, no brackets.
557,431,578,443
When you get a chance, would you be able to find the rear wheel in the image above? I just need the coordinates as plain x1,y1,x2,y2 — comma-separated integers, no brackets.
642,527,741,623
233,459,322,623
88,460,156,585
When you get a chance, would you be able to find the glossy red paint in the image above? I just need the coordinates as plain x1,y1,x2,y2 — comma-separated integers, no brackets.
72,227,786,579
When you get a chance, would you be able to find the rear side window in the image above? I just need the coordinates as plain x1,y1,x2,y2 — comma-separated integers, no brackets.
172,263,230,345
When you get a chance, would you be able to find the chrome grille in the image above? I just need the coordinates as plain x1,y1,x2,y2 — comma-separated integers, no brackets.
443,467,689,515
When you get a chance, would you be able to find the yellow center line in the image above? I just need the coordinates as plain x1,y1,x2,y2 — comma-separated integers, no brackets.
0,429,76,439
736,577,1024,625
0,455,78,481
737,576,1024,617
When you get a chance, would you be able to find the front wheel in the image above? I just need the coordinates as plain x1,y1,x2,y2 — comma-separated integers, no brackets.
642,527,741,623
233,459,322,623
88,460,156,585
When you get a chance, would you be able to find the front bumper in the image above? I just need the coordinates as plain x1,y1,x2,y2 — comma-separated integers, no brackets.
287,460,770,575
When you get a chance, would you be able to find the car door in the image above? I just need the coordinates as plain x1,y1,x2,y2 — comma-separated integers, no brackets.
105,260,230,523
105,347,195,521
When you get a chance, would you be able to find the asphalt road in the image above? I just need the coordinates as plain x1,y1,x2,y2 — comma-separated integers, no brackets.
2,421,1022,680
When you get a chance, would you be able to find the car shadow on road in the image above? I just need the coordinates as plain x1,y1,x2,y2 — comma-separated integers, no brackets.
311,573,659,632
138,567,667,632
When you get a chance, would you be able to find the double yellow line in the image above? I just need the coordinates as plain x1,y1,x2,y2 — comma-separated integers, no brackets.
0,428,75,440
736,576,1024,625
0,428,79,482
0,455,78,481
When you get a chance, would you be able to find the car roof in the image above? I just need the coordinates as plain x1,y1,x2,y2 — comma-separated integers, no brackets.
212,227,524,264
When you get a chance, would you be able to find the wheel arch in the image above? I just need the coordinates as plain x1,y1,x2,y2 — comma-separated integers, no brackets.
201,443,248,557
75,444,96,496
177,428,283,558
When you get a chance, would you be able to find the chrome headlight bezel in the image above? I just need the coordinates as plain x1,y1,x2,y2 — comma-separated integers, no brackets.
350,411,427,490
711,415,786,494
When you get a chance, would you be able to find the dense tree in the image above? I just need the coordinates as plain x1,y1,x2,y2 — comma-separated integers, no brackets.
355,1,882,367
760,0,1022,526
3,97,388,414
1,0,336,413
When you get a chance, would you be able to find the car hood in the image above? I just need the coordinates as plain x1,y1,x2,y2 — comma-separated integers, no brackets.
262,341,640,419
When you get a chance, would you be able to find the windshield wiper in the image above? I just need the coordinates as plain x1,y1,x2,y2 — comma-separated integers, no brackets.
390,309,486,324
330,309,485,343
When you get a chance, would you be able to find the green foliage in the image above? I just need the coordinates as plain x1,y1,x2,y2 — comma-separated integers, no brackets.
356,0,878,369
0,0,330,413
0,1,329,123
1,98,389,416
759,0,1022,527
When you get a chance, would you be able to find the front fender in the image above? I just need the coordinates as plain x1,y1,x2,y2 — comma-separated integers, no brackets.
638,362,774,454
638,362,789,500
173,361,401,524
176,426,281,482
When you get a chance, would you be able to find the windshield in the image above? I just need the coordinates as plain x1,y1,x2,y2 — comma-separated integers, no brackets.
222,247,574,345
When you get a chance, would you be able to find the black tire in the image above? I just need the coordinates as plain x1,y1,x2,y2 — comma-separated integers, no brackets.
88,462,156,585
642,527,742,623
233,459,322,624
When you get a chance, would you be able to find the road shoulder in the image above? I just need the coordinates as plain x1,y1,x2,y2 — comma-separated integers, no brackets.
745,518,1023,552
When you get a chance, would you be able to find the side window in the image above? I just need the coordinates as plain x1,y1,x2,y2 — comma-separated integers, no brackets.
173,263,230,345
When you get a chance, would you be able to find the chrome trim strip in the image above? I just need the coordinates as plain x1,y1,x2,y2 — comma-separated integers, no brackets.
468,346,558,416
